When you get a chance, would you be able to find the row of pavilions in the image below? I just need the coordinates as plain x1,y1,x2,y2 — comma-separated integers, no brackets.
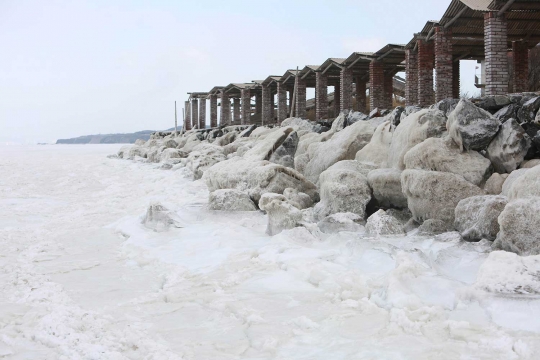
183,0,540,130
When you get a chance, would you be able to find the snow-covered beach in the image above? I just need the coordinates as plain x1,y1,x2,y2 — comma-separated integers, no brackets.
1,144,540,359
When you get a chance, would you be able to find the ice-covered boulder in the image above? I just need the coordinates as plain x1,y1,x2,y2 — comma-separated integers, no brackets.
446,98,501,151
517,96,540,124
321,160,376,178
355,121,392,168
430,98,459,117
214,131,238,147
181,134,203,153
486,119,531,173
317,213,364,234
142,202,177,232
365,209,405,237
259,193,303,236
163,139,178,149
134,139,146,146
208,189,257,211
303,120,375,183
202,157,318,203
507,165,540,201
454,195,508,241
493,104,519,123
388,109,447,170
281,117,316,132
401,169,484,225
243,127,294,161
160,148,187,162
239,124,257,137
331,112,347,132
268,131,298,168
399,105,422,121
493,197,540,255
117,145,132,159
520,158,540,169
417,219,450,236
474,95,511,112
483,173,508,194
185,144,226,180
404,136,492,186
501,168,529,197
127,146,147,160
367,168,407,209
283,188,313,210
385,106,405,127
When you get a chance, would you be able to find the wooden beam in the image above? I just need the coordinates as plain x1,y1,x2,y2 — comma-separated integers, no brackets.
444,6,467,29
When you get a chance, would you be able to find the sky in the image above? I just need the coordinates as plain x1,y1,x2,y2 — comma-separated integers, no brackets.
0,0,481,144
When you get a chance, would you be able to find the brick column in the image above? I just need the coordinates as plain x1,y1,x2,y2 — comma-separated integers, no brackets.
453,60,461,98
198,98,206,129
271,92,276,123
241,89,251,125
340,67,353,112
484,12,508,95
512,41,529,93
277,82,288,122
255,92,262,115
333,84,341,117
220,92,230,126
262,85,272,125
233,98,241,124
295,77,307,118
184,100,192,130
315,72,328,120
370,60,385,110
435,26,453,101
405,49,418,105
355,77,367,113
191,99,199,129
384,72,394,109
209,94,218,128
417,39,435,107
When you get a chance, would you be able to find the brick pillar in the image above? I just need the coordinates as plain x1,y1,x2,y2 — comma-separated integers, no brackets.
262,85,271,125
417,39,435,107
484,12,508,95
255,92,262,115
233,98,240,124
220,92,230,126
184,100,192,130
453,60,461,98
339,67,353,112
277,82,287,122
191,99,199,129
241,89,251,125
209,94,218,128
384,72,394,109
271,92,276,123
513,41,529,93
435,26,453,101
198,98,206,129
405,49,418,105
355,77,367,113
370,60,385,110
315,72,328,120
295,77,307,118
333,83,341,117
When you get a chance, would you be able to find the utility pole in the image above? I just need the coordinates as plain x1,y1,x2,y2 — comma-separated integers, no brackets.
290,66,299,117
174,101,178,136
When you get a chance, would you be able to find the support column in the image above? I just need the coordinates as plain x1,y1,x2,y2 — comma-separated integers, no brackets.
271,92,276,123
233,98,241,124
355,77,367,113
405,49,418,105
295,77,307,118
277,82,287,122
513,41,529,93
435,26,453,101
262,85,272,125
241,89,251,125
315,72,328,120
255,92,262,116
417,39,435,107
209,94,218,128
198,98,206,129
484,12,508,95
340,67,353,112
191,99,199,129
333,83,341,116
453,60,461,98
184,100,191,130
220,92,230,126
384,72,394,109
369,60,385,110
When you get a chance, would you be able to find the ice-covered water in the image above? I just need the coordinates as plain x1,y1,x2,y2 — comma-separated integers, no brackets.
1,145,539,359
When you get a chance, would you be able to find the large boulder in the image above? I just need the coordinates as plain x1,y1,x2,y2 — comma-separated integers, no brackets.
493,104,519,123
160,148,188,162
430,98,459,117
243,127,294,161
493,197,540,256
202,157,318,203
520,158,540,169
127,146,147,160
141,202,177,232
355,121,393,168
213,131,238,147
181,134,203,153
268,131,298,168
454,195,508,241
483,173,508,195
404,136,492,186
486,119,531,173
317,213,364,234
517,96,540,124
163,139,178,149
506,165,540,201
185,144,226,180
388,109,447,170
417,219,450,236
446,98,501,151
208,189,257,211
401,169,485,225
283,188,313,210
501,168,529,197
473,95,511,112
365,210,405,237
367,168,407,209
259,193,303,236
303,121,375,183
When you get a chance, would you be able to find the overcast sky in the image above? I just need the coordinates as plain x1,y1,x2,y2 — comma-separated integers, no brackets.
0,0,481,144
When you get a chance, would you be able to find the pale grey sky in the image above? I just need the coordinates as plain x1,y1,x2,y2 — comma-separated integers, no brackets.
0,0,480,144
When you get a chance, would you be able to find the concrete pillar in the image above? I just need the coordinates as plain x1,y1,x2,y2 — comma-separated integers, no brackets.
233,98,241,124
220,92,230,125
405,49,418,105
384,73,394,109
191,99,199,129
295,77,307,118
241,89,251,125
184,100,191,130
369,60,385,110
417,39,435,107
340,67,353,112
453,60,461,98
512,41,529,93
209,94,218,128
484,12,508,95
435,26,453,101
355,77,367,113
198,98,206,129
315,72,328,120
262,85,272,125
277,82,288,122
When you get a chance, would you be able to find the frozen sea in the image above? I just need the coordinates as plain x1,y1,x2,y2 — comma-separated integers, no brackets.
1,144,540,359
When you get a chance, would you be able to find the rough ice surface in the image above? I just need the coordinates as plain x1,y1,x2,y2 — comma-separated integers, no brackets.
2,145,540,359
